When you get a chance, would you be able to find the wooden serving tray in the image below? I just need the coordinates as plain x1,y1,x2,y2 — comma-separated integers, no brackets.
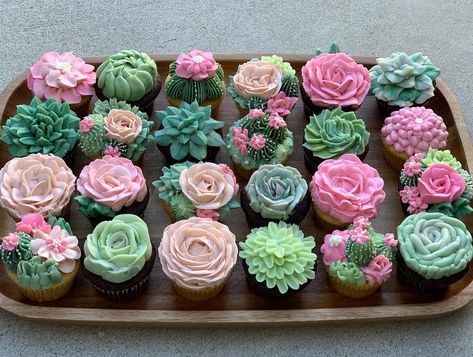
0,55,472,326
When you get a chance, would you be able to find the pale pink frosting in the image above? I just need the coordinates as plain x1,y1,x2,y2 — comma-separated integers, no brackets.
158,217,238,290
418,163,465,204
103,145,120,157
175,50,218,80
268,115,287,129
0,154,76,219
232,127,249,156
233,61,282,99
320,230,349,266
266,92,298,116
248,134,266,150
381,107,448,156
248,109,265,120
2,233,19,251
27,51,96,104
310,154,385,224
301,53,370,107
77,155,147,212
361,255,392,285
104,109,142,144
79,116,95,133
348,226,370,244
16,213,52,235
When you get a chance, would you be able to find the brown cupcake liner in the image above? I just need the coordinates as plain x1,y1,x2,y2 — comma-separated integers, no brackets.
312,203,349,232
328,272,380,298
171,272,233,302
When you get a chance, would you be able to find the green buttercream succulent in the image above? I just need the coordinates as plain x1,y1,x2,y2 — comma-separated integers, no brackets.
169,194,196,220
420,148,462,170
1,232,33,272
239,222,316,294
96,50,158,102
0,97,79,158
93,98,145,116
78,114,106,157
217,200,241,219
16,256,63,290
459,168,473,200
74,195,116,219
48,216,73,235
155,101,225,161
303,107,369,159
428,197,473,218
328,261,365,286
370,52,441,107
152,161,194,202
315,42,341,56
261,55,296,76
345,236,376,266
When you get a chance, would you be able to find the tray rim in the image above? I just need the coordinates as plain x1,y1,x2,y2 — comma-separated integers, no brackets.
0,54,472,326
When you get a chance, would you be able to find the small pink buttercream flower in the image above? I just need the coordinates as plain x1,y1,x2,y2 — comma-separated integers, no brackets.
175,50,218,80
361,255,392,285
320,230,349,266
353,216,370,229
232,127,249,156
399,186,428,214
103,145,120,157
248,134,266,150
349,226,370,244
2,233,20,251
15,213,52,235
218,164,239,196
268,115,287,129
403,160,421,176
384,233,398,247
266,92,298,116
196,208,220,221
79,117,95,133
248,109,265,120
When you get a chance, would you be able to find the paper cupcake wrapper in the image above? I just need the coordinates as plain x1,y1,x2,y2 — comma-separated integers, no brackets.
171,272,233,302
92,274,151,303
381,136,408,172
328,273,380,298
312,203,348,232
161,200,177,223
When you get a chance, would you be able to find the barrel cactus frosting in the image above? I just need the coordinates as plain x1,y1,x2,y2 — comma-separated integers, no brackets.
1,97,79,158
96,50,158,102
370,52,441,107
1,232,33,272
397,212,473,279
83,214,153,284
304,107,370,159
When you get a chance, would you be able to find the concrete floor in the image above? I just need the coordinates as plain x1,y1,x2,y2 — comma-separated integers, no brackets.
1,0,473,355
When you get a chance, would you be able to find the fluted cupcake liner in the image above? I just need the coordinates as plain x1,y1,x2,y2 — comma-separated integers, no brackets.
328,273,380,298
171,272,233,302
381,136,409,172
312,203,349,232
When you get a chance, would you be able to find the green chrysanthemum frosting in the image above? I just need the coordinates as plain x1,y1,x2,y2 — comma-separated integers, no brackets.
1,232,33,272
78,114,106,157
328,261,365,286
16,256,63,290
420,148,462,170
239,222,317,294
74,195,116,219
459,168,473,200
0,97,79,158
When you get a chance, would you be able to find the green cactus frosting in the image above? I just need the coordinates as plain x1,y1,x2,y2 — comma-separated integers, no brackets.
398,212,473,279
0,97,79,158
303,107,369,159
315,42,341,56
328,261,366,286
169,194,196,220
346,236,375,266
155,101,224,161
239,222,316,294
370,52,441,107
47,216,73,235
74,195,116,219
246,164,308,220
1,232,33,272
96,50,158,102
420,148,462,170
16,256,63,290
78,113,106,157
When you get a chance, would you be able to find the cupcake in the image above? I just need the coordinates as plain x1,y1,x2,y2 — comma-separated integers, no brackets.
78,98,155,166
164,50,225,114
310,154,386,231
0,97,79,161
82,214,156,302
27,51,96,117
239,222,317,298
397,212,472,292
95,50,162,116
398,149,473,218
159,217,237,301
370,52,441,114
0,154,76,221
303,107,370,174
75,156,149,226
155,101,225,165
227,56,299,117
153,162,240,222
241,164,310,228
1,214,81,302
321,216,397,298
227,109,294,180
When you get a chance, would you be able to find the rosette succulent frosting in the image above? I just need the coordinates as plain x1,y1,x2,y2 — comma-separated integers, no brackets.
1,97,80,158
16,257,63,289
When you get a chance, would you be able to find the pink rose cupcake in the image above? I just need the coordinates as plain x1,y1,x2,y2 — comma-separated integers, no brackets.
310,154,386,231
75,155,149,226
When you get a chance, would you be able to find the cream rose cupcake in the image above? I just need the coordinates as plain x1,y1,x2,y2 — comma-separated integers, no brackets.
159,217,238,301
0,154,76,221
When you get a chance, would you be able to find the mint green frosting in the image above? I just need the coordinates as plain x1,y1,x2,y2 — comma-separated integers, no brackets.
315,42,341,56
84,214,153,284
74,195,116,218
0,97,79,158
261,55,295,76
78,114,106,157
1,233,33,272
303,107,369,159
47,216,73,235
239,222,316,294
398,212,473,279
152,161,194,202
328,261,366,286
168,194,196,220
96,50,158,102
420,148,462,170
459,168,473,200
428,198,473,218
16,256,63,290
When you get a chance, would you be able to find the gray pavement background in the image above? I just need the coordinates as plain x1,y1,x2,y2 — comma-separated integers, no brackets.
0,0,473,356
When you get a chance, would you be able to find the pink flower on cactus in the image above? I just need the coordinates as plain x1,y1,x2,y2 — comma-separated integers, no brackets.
79,116,95,133
402,160,421,176
384,233,398,247
2,233,20,251
219,164,239,196
407,197,429,214
232,127,249,156
361,255,393,285
353,216,370,229
27,51,96,104
103,145,120,157
248,109,265,120
349,226,370,244
175,50,218,80
320,230,349,266
15,213,52,236
196,208,220,221
268,115,287,129
248,134,266,150
266,92,298,116
399,186,428,214
413,152,425,161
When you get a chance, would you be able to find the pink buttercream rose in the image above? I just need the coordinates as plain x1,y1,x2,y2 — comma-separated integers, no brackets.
175,50,218,80
310,154,385,224
15,213,52,235
77,155,147,212
27,51,96,104
196,208,220,221
302,53,370,108
361,255,392,285
268,115,287,129
233,61,282,99
104,109,142,144
79,117,95,133
248,108,265,120
248,134,266,150
418,163,465,204
320,230,349,266
266,92,298,116
2,233,20,251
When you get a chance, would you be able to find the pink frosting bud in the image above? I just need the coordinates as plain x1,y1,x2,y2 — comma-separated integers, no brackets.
79,117,95,133
2,233,20,251
349,226,370,244
103,145,121,157
265,92,298,117
268,115,287,129
196,208,220,221
175,50,218,80
16,213,52,235
353,216,370,229
248,109,265,120
320,230,349,266
248,134,266,150
384,233,398,247
402,160,421,176
232,127,249,156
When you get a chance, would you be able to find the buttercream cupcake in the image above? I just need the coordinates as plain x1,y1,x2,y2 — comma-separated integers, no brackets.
82,214,156,302
0,154,76,221
75,156,149,226
303,107,370,174
159,217,237,301
241,164,310,228
0,97,79,161
164,50,225,114
321,216,397,298
1,214,81,302
227,56,299,117
397,212,472,292
370,52,441,114
227,109,294,180
27,51,96,117
155,101,225,164
398,149,473,218
78,98,155,166
239,222,317,298
153,162,240,222
95,50,162,116
310,154,386,231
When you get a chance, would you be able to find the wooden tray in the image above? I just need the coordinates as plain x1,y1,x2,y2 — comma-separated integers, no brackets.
0,55,472,326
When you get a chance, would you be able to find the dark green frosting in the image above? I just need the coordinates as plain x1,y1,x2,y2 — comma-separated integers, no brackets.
315,42,341,56
16,256,63,290
1,232,33,272
47,216,73,235
78,114,106,157
74,195,116,219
